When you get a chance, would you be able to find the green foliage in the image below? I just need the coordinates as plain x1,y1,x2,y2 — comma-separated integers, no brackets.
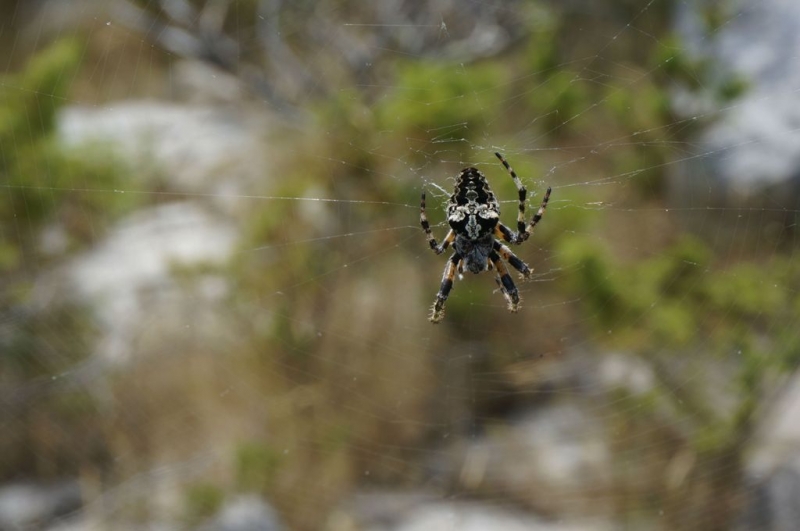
518,10,594,137
0,38,137,257
527,70,591,136
0,36,138,384
6,140,137,243
2,302,95,379
559,231,800,519
184,482,225,523
0,38,83,151
717,75,749,102
377,61,505,140
558,236,625,329
705,262,784,317
557,233,799,354
525,7,560,74
0,241,21,272
654,33,748,103
652,35,705,91
604,67,680,198
0,38,141,482
559,231,800,528
235,441,283,493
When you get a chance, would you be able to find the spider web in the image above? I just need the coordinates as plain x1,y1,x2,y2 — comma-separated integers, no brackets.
2,1,800,530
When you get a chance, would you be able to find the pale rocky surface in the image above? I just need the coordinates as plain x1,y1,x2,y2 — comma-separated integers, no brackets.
674,0,800,200
331,491,611,531
196,495,286,531
0,481,81,530
56,100,270,217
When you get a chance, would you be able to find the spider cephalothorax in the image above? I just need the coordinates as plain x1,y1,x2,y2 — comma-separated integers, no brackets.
420,153,551,323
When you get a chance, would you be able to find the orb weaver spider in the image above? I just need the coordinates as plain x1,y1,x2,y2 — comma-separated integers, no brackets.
420,153,551,323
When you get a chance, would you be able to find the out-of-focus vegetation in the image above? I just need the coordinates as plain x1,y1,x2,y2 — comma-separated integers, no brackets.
220,2,777,529
0,38,140,480
560,235,797,529
2,1,797,530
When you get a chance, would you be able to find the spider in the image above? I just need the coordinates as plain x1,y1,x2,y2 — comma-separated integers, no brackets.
420,152,551,323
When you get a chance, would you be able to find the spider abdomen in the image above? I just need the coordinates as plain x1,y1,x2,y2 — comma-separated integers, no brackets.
445,167,500,274
448,207,498,238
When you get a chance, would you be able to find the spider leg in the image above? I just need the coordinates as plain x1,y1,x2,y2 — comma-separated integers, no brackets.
495,153,552,243
494,223,516,244
524,186,551,241
495,152,527,242
430,253,461,323
489,250,521,313
493,240,532,280
421,191,454,254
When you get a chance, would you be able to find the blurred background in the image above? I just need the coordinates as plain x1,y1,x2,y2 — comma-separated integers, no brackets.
3,0,800,530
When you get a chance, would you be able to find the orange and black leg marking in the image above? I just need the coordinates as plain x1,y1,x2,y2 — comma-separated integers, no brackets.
430,253,461,323
495,152,552,243
489,251,520,312
421,191,454,254
493,240,532,280
524,186,551,240
495,152,527,241
494,223,516,244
